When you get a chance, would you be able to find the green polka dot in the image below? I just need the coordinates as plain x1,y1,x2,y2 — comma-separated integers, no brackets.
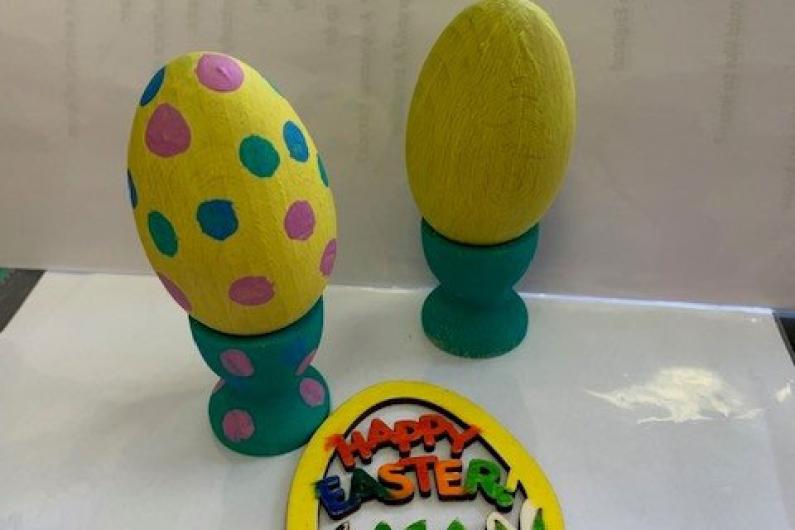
318,155,329,187
148,211,178,256
239,135,280,178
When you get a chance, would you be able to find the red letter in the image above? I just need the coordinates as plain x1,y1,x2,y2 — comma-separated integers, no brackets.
326,430,373,470
348,431,373,466
393,420,423,455
325,434,355,469
449,425,480,456
367,418,395,453
417,414,450,451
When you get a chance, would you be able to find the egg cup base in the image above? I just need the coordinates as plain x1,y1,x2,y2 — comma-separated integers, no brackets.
420,220,538,358
208,365,331,456
422,286,529,358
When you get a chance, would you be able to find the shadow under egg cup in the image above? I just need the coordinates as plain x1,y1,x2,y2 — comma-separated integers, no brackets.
421,220,539,359
189,298,330,456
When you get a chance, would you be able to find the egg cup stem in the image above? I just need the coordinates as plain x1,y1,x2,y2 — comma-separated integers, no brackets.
189,298,331,456
420,220,540,358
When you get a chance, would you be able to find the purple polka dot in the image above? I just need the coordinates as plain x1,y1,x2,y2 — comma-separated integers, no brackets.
284,200,315,241
222,409,255,442
145,104,191,157
228,276,275,306
157,272,192,311
220,349,254,377
299,378,325,407
195,53,244,92
295,349,317,376
320,239,337,277
212,379,226,394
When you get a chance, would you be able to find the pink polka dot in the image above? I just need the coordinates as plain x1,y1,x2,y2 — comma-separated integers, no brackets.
195,53,244,92
145,104,191,157
295,349,317,376
157,272,192,311
222,409,255,442
320,239,337,276
212,379,225,394
228,276,275,306
299,378,325,407
220,349,254,377
284,200,315,241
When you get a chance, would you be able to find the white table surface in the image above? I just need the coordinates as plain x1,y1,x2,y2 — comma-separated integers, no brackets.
1,272,794,530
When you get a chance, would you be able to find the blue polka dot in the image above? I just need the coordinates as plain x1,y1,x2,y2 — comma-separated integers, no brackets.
317,155,329,187
197,199,238,241
148,211,178,256
283,121,309,162
140,67,165,106
239,135,280,178
127,170,138,208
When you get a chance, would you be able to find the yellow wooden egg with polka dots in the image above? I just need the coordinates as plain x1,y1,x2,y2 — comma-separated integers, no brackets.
127,52,337,336
406,0,576,245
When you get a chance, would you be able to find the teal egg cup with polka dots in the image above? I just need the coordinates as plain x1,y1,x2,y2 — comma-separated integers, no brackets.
420,220,540,359
189,298,330,456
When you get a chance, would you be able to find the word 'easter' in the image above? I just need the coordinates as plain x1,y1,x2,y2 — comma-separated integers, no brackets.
317,414,517,520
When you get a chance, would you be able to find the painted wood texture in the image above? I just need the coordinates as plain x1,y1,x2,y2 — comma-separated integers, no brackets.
406,0,575,245
127,52,337,335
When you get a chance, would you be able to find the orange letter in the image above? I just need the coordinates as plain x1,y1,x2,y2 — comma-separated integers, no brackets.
378,462,414,504
435,459,466,499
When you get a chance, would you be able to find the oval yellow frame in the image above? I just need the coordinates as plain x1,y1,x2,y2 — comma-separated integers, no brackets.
287,381,564,529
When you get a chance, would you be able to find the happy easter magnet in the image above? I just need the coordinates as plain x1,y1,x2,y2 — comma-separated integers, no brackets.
287,381,563,530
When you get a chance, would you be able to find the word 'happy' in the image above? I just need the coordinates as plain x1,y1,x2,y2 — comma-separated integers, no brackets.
317,414,517,520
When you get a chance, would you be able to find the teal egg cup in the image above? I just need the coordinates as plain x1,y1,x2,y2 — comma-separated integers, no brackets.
189,298,330,456
420,220,539,358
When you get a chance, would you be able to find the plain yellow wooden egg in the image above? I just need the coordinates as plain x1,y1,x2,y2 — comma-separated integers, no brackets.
127,52,337,335
406,0,576,245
